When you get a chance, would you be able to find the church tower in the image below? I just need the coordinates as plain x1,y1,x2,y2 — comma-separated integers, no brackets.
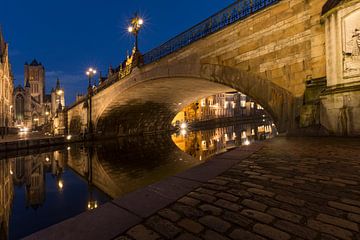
24,59,45,104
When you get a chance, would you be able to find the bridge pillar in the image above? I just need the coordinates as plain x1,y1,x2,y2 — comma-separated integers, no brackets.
320,0,360,136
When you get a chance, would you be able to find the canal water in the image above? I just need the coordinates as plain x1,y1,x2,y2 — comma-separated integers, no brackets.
0,121,275,239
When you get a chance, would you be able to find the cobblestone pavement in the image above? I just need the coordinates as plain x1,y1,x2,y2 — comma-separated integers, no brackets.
115,137,360,240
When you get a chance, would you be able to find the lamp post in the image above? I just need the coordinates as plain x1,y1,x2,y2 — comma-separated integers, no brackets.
86,68,96,136
128,14,144,53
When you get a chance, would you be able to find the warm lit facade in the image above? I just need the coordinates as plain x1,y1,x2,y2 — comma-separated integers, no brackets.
0,30,14,130
172,92,267,125
13,60,66,133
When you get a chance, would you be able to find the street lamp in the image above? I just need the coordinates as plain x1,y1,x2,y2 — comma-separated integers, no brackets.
128,14,144,52
86,68,97,89
86,68,97,136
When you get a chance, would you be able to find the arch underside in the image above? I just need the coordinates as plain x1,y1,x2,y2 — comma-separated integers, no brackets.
95,64,296,137
96,78,234,136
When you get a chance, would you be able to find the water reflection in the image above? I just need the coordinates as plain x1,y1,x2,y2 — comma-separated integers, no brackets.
172,121,276,160
0,159,13,240
1,121,275,239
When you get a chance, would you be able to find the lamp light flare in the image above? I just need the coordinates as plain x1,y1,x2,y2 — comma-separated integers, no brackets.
86,68,97,76
180,122,187,129
128,26,134,33
138,18,144,25
58,180,64,190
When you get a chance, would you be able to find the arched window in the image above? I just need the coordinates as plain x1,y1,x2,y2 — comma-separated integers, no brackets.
15,94,25,121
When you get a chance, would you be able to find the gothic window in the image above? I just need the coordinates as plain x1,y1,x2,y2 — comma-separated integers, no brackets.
15,94,24,121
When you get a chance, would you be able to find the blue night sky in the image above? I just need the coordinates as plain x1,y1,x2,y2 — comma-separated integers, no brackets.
1,0,234,104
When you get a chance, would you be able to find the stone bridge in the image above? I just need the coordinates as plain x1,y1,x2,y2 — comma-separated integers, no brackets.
67,0,360,137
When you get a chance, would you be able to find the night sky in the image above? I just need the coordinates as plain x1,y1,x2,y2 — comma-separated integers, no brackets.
1,0,234,104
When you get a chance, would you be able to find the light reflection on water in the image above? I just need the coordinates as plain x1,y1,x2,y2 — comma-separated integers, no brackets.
0,120,275,239
172,121,275,161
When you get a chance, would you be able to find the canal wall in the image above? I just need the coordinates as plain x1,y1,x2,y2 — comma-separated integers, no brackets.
0,136,82,159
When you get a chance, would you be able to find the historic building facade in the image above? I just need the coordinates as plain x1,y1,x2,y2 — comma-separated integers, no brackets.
0,30,14,132
172,92,267,125
14,60,65,132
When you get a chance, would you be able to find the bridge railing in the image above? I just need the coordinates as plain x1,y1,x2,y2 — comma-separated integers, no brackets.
143,0,279,65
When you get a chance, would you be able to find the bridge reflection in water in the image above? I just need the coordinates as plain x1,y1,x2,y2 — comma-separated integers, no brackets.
1,120,275,239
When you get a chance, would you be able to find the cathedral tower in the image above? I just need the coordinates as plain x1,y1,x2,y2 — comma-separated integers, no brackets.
24,59,45,104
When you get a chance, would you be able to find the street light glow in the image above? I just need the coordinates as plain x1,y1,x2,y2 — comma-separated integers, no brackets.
138,18,144,25
58,180,64,190
86,68,96,76
128,26,134,33
180,122,187,129
244,139,251,146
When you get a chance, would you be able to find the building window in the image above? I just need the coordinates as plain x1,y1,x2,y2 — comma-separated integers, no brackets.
15,94,25,121
240,100,246,108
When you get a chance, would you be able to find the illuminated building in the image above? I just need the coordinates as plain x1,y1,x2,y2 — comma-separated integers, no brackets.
172,92,266,125
13,60,66,132
0,29,14,132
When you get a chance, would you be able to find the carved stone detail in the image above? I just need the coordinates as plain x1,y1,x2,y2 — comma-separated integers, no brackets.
343,8,360,78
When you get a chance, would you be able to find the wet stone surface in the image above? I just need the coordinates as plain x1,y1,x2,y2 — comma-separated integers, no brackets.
116,137,360,240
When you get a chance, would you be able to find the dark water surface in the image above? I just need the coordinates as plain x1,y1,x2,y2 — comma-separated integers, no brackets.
0,121,275,239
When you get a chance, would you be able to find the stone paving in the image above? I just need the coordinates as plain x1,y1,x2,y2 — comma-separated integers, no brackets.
116,137,360,240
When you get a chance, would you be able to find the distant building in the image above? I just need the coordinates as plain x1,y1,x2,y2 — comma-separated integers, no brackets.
0,29,14,131
172,92,266,125
13,60,65,132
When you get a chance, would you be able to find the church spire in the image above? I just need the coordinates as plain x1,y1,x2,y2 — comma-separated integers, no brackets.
0,26,7,62
56,78,60,89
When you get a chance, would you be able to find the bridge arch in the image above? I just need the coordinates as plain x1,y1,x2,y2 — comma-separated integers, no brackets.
94,62,296,137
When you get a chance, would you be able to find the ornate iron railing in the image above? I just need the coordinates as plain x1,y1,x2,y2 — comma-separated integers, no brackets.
143,0,279,65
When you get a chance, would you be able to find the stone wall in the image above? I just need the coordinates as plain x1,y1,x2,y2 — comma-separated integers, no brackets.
180,0,327,98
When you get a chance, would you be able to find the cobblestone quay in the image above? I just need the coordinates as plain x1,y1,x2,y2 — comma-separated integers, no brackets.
117,137,360,240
